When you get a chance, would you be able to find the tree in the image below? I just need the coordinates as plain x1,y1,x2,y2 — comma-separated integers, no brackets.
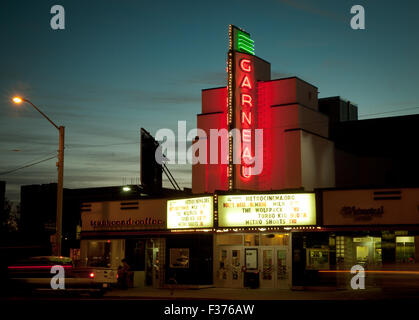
1,198,19,233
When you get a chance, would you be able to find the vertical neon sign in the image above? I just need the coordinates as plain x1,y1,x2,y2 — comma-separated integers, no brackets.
227,25,256,189
238,57,255,179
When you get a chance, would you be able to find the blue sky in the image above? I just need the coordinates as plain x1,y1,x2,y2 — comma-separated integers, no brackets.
1,0,419,201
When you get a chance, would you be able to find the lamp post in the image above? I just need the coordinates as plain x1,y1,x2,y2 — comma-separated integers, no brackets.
12,96,64,256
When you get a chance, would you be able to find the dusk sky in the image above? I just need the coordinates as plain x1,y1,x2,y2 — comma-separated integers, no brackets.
1,0,419,202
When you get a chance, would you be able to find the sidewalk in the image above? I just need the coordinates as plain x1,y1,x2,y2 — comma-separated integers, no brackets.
104,286,388,300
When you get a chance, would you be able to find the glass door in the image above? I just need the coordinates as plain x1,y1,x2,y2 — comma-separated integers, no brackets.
259,246,290,289
152,248,159,288
276,248,289,289
260,248,274,288
216,248,228,287
230,248,243,288
216,246,243,288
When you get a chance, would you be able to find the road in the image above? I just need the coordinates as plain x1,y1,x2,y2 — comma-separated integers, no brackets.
2,285,419,300
2,285,418,320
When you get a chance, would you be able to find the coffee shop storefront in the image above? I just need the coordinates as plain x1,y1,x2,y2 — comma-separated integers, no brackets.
80,196,216,288
80,199,167,288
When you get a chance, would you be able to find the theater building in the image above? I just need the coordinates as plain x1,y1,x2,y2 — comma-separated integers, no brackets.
190,25,419,288
79,25,419,290
76,26,362,289
190,25,332,289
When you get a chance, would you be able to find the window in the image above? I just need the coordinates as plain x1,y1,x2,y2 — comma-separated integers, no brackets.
216,234,243,246
86,241,111,268
396,236,415,263
336,236,345,259
260,234,289,246
306,248,329,270
125,239,145,271
244,234,259,246
169,248,189,268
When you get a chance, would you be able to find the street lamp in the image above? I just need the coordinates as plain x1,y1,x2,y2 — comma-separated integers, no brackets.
12,96,65,256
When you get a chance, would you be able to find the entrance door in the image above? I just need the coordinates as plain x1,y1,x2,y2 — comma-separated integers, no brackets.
152,248,159,288
275,247,289,289
216,246,243,288
259,246,290,289
260,248,274,288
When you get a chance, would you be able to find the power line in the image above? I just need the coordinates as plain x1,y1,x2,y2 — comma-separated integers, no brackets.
15,151,57,167
65,141,139,149
0,155,56,176
358,106,419,118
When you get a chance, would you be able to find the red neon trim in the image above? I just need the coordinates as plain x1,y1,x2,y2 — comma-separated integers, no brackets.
8,265,72,270
240,59,252,72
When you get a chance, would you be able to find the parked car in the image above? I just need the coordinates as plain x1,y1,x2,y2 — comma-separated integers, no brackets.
7,256,111,297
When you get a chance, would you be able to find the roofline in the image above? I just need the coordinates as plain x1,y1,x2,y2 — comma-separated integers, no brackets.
202,86,226,92
318,95,358,106
259,76,318,89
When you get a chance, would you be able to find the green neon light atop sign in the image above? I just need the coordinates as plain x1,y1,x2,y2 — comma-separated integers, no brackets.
237,30,255,55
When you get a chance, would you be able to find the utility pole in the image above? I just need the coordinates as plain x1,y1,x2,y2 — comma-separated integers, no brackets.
56,126,65,256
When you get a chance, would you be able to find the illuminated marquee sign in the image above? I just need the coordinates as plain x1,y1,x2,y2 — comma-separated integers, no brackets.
227,25,257,189
167,196,213,229
218,194,316,227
